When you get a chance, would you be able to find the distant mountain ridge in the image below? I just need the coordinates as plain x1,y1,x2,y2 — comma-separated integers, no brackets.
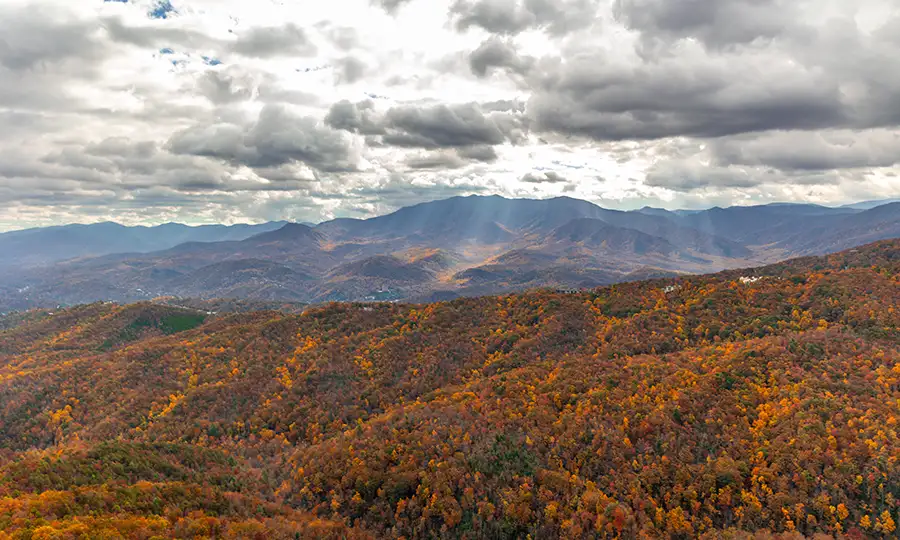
0,221,287,268
0,195,897,311
839,198,900,210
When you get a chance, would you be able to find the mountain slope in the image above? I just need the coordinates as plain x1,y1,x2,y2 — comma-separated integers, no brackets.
546,218,678,255
777,202,900,255
0,240,897,538
173,259,315,301
679,203,861,244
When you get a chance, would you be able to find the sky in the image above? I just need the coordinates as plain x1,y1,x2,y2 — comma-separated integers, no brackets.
0,0,899,230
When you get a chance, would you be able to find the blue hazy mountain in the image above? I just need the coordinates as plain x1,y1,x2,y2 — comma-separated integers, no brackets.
0,221,286,268
840,198,900,210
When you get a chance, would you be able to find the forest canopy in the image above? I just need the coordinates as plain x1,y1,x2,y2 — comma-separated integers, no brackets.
0,240,898,538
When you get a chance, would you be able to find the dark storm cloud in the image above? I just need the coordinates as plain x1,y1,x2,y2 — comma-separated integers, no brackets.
613,0,793,50
521,171,567,184
469,37,533,77
449,0,599,36
168,104,357,172
526,52,848,142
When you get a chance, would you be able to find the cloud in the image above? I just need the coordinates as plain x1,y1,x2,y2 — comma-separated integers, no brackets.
326,99,524,151
321,25,360,51
324,100,383,135
195,68,255,104
469,37,533,77
406,151,467,170
371,0,414,15
0,7,137,123
104,18,317,59
480,99,525,112
0,7,107,73
642,155,867,194
168,104,358,172
521,171,567,183
334,56,368,84
383,103,511,148
613,0,794,51
711,130,900,171
457,144,498,162
527,48,850,141
231,24,318,58
644,161,760,192
101,16,214,50
449,0,599,36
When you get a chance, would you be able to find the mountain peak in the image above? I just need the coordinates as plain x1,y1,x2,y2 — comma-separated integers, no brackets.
246,223,321,244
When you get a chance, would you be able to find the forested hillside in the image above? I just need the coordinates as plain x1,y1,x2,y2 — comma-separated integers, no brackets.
0,240,898,538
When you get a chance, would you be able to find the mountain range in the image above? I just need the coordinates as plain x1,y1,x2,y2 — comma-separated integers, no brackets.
0,196,898,311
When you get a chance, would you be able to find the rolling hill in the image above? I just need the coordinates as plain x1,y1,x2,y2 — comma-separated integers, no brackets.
0,240,897,538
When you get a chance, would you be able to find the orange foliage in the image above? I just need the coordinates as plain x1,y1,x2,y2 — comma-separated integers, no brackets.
0,239,898,538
